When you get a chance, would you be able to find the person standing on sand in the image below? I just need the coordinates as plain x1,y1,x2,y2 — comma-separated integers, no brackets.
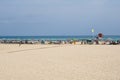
19,41,22,46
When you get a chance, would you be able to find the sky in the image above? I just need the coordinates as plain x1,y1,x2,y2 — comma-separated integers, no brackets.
0,0,120,36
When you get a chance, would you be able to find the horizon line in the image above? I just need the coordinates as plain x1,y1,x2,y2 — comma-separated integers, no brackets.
0,35,120,36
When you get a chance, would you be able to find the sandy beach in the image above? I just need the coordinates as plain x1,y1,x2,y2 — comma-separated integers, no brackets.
0,44,120,80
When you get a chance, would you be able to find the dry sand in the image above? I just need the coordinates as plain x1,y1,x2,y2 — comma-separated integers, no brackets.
0,44,120,80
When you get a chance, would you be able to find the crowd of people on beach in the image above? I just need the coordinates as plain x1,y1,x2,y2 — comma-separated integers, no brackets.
0,34,120,45
0,39,120,45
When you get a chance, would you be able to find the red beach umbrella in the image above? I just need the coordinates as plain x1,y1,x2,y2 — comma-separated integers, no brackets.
98,33,103,38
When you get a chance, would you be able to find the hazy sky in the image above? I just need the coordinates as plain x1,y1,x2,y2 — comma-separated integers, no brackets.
0,0,120,36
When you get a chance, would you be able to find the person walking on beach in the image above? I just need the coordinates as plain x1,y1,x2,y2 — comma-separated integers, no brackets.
19,41,22,46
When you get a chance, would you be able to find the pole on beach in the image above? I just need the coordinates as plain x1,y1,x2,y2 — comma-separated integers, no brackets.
91,28,95,40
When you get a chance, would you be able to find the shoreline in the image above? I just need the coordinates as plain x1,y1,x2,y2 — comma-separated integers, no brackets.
0,39,120,45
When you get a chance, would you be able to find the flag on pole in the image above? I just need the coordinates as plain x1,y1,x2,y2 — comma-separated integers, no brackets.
91,29,94,33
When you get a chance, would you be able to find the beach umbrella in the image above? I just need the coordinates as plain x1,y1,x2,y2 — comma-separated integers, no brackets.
98,33,103,38
107,38,113,41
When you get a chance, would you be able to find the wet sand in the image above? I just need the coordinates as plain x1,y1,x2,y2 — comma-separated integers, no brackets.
0,44,120,80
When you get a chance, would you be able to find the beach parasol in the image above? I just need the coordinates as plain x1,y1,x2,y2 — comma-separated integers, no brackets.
98,33,103,39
